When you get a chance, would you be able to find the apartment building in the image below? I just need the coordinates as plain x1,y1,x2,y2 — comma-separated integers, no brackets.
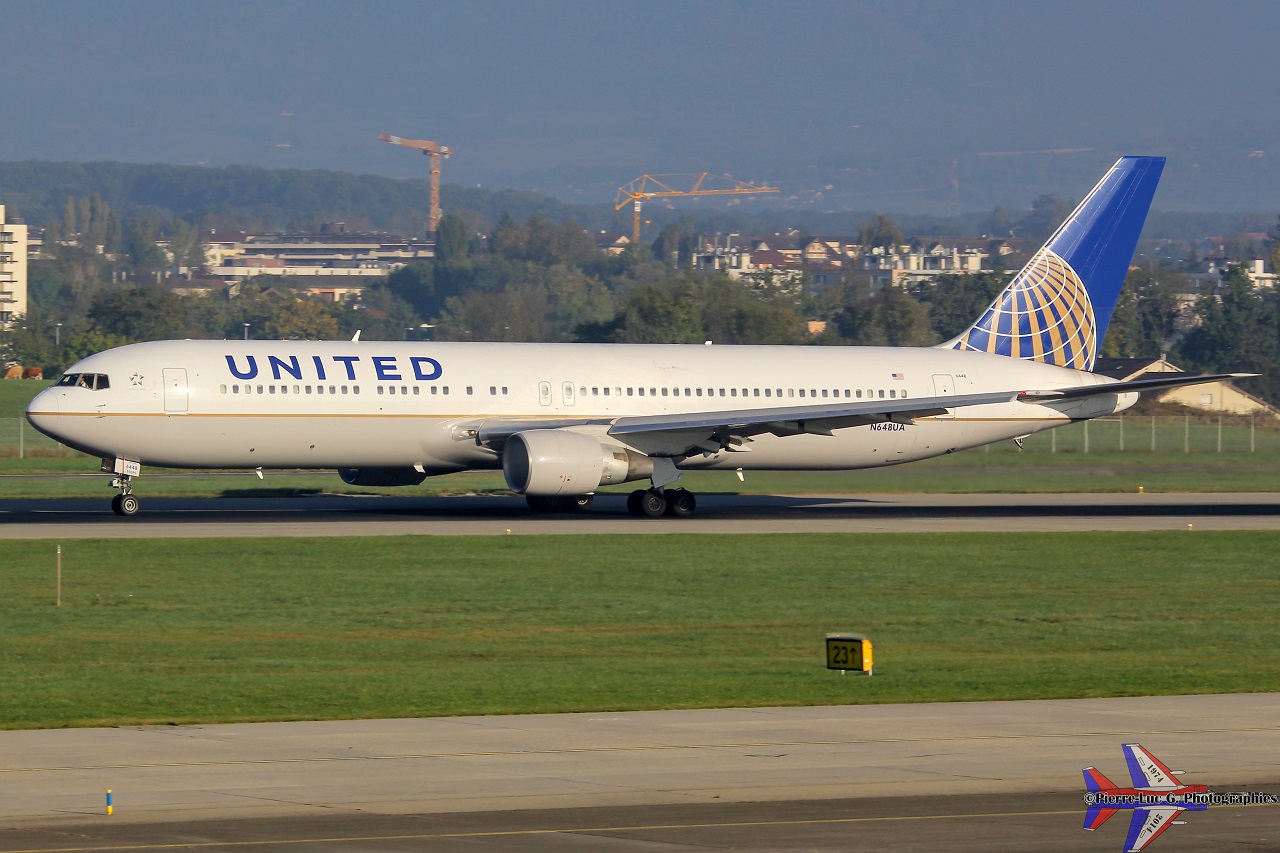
0,205,28,325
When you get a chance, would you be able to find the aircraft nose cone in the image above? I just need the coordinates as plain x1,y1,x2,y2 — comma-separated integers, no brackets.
26,388,60,435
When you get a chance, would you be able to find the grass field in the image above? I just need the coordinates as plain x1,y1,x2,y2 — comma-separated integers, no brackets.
1,532,1276,730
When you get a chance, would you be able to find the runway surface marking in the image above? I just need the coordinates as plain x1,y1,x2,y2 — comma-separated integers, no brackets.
6,724,1277,775
3,807,1089,851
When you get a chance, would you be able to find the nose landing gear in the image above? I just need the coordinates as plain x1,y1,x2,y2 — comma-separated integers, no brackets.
102,457,143,516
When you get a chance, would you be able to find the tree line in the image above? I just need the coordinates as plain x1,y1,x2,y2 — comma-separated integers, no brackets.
5,195,1280,404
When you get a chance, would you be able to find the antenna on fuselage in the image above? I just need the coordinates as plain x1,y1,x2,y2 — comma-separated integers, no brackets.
351,330,362,342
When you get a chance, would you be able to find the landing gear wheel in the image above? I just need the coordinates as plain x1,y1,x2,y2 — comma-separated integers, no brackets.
571,494,594,511
639,489,668,518
665,489,696,518
626,489,647,516
112,494,139,516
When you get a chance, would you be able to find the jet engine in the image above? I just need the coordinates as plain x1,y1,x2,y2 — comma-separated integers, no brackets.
502,429,653,496
338,467,430,487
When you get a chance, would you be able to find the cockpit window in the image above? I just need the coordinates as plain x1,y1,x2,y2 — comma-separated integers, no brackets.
55,373,110,390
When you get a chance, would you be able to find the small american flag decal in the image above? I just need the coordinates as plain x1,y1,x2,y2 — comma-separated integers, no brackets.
891,373,904,380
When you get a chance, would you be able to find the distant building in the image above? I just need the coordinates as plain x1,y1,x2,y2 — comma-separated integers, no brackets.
0,205,28,325
201,226,435,302
594,231,631,255
1094,357,1279,418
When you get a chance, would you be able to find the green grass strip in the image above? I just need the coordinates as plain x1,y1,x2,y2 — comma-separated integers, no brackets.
2,532,1277,730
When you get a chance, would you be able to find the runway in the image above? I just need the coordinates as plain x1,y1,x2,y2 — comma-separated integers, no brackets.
2,694,1278,851
2,491,1280,538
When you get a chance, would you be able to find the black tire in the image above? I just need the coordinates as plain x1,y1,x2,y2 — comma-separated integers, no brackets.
626,489,647,516
111,494,125,516
667,489,696,518
571,494,594,511
118,494,139,516
639,490,667,518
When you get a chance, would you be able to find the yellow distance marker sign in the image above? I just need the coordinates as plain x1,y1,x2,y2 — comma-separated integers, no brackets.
826,634,873,675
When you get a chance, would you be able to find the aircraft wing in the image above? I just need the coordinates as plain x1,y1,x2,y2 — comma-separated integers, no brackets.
1123,743,1182,789
603,372,1245,458
1124,807,1185,852
472,372,1244,458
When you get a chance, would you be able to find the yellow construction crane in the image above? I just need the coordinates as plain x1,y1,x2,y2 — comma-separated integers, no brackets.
614,173,779,243
379,133,451,235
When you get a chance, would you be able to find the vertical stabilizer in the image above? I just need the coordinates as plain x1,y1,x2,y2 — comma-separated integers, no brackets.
946,156,1165,371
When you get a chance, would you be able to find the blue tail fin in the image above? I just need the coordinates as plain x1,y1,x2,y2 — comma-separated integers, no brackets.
946,156,1165,371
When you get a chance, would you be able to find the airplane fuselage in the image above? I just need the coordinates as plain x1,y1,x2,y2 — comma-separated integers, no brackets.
27,339,1132,474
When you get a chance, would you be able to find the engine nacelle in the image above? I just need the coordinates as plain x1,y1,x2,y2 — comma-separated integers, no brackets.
338,467,429,487
502,430,653,496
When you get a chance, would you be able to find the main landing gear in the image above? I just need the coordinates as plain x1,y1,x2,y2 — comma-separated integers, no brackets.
626,487,696,518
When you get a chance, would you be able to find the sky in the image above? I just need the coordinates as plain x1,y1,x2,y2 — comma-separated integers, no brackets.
6,0,1280,213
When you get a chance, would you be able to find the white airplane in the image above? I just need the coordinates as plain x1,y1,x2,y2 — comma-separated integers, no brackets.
27,156,1241,517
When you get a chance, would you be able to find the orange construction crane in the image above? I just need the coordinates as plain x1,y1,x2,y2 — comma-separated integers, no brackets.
379,133,451,235
614,173,779,243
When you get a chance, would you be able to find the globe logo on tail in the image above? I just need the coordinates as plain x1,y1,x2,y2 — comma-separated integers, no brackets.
952,248,1097,371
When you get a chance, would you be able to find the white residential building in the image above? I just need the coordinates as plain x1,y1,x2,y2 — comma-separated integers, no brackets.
0,205,28,325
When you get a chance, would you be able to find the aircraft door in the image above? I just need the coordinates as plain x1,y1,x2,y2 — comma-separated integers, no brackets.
538,381,553,406
931,373,954,419
163,368,189,414
562,381,575,406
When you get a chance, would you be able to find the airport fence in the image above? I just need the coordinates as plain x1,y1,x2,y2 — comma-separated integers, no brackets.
1,414,1278,459
0,418,81,458
978,413,1280,455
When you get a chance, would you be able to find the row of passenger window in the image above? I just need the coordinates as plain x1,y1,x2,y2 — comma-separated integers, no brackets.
218,383,905,400
580,386,906,400
217,384,512,396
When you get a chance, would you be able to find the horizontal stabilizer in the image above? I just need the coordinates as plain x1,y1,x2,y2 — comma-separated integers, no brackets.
1018,373,1255,403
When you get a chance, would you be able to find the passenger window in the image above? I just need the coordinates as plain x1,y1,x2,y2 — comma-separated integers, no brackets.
798,389,805,398
684,388,691,396
466,386,473,395
890,389,896,398
638,387,645,396
878,389,885,398
489,386,497,395
730,388,737,397
501,386,507,395
232,385,240,394
650,388,656,396
592,387,599,396
581,386,588,396
342,386,348,395
431,386,438,395
696,388,703,397
220,384,227,394
787,389,794,398
661,388,668,396
603,387,610,396
764,388,771,397
443,386,449,395
414,387,421,395
270,386,276,395
378,386,385,395
627,388,633,396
